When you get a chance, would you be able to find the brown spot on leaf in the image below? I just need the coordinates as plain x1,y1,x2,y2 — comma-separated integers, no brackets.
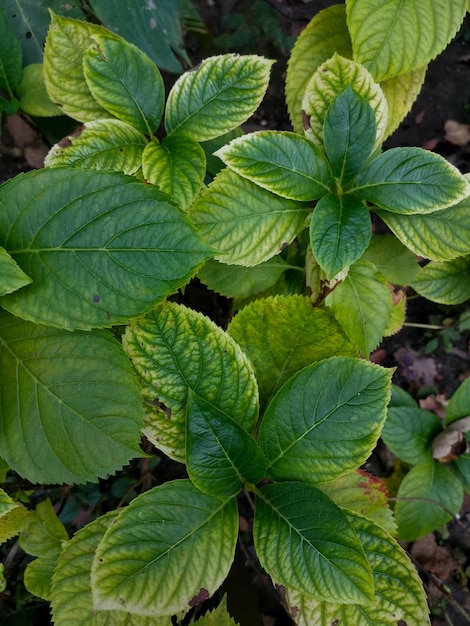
301,110,311,131
145,398,171,419
188,588,209,607
57,125,86,148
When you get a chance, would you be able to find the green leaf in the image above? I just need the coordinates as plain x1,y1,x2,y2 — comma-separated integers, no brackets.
253,482,373,604
45,120,146,175
318,470,396,535
19,498,68,558
142,136,206,210
1,1,83,66
216,131,332,201
0,6,22,95
411,257,470,305
258,357,391,484
353,147,469,214
165,54,273,142
51,511,172,625
310,192,371,279
390,383,419,409
198,257,289,299
325,260,393,356
347,0,468,82
285,5,353,134
190,169,310,266
382,407,442,465
446,378,470,425
381,66,427,138
0,311,144,484
323,85,376,185
186,391,266,497
17,63,63,116
0,488,30,543
88,0,188,74
376,198,470,261
302,54,388,149
123,301,259,462
0,168,210,330
44,13,120,122
83,35,164,136
194,597,239,626
361,234,420,284
395,460,463,541
24,555,56,601
92,480,238,615
0,245,32,296
286,510,430,626
227,295,355,411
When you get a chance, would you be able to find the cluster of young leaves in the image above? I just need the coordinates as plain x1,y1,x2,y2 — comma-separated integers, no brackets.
382,382,470,541
273,0,470,354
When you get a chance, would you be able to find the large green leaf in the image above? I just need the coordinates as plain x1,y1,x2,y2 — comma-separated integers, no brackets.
83,35,164,135
395,460,463,541
51,511,172,625
0,168,210,330
0,246,31,296
216,131,332,201
285,5,353,134
347,0,468,82
310,192,371,279
382,407,442,465
302,54,388,149
19,498,68,558
89,0,188,74
186,391,266,497
325,260,393,356
0,6,22,95
92,480,238,615
190,169,310,266
142,136,206,210
123,302,259,461
0,311,144,484
323,85,376,185
318,470,396,535
45,119,146,174
227,295,355,411
286,510,430,625
361,234,420,284
198,257,290,299
411,257,470,305
253,482,373,604
258,357,392,484
353,147,469,214
376,194,470,261
1,1,83,66
44,13,119,122
165,54,273,142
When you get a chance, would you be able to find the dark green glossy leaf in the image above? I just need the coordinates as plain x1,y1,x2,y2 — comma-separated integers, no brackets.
186,391,266,496
323,85,376,185
0,169,211,330
310,192,371,279
353,147,469,214
258,357,392,484
253,482,373,604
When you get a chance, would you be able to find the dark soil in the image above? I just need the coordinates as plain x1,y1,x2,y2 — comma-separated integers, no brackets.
2,1,470,624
